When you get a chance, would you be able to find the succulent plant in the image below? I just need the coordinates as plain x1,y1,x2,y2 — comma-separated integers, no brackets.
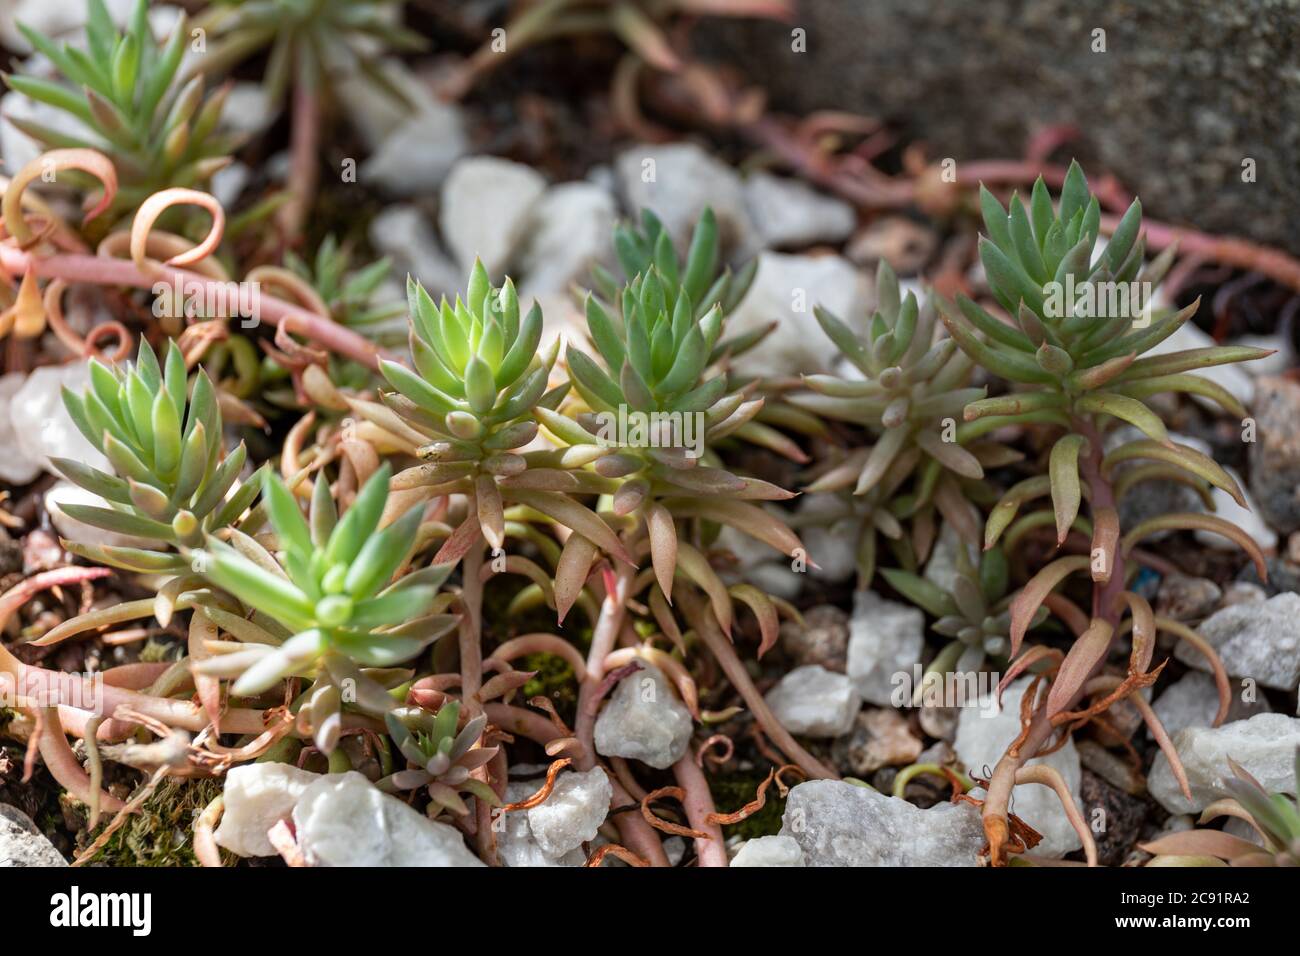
378,702,500,818
5,0,237,218
945,161,1273,866
802,261,988,493
53,339,262,571
1141,753,1300,867
589,208,817,462
196,465,457,698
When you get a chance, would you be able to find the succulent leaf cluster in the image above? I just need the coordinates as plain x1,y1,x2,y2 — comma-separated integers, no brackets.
797,261,1005,585
55,340,260,570
6,0,236,216
379,703,499,817
804,260,986,493
199,465,456,697
373,261,567,550
944,161,1270,550
381,261,556,459
559,210,776,489
193,0,425,106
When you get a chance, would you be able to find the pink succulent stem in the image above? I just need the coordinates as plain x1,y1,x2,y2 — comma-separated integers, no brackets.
980,416,1126,863
278,82,320,241
0,246,383,369
672,754,728,867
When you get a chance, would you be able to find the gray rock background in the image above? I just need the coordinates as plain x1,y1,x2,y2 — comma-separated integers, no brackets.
702,0,1300,253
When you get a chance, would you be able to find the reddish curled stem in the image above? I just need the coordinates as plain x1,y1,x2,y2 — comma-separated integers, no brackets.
0,246,382,369
670,764,733,868
0,566,112,630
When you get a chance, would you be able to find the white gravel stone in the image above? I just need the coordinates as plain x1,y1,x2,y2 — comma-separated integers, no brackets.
954,678,1083,857
332,58,442,150
439,156,547,274
218,83,275,139
1235,332,1293,378
796,492,861,584
518,182,618,298
0,0,133,55
214,762,321,858
594,662,693,769
0,804,66,866
744,171,856,248
778,779,984,866
497,780,585,867
1173,592,1300,690
293,771,483,866
362,101,468,198
730,834,806,867
370,205,463,297
846,589,925,707
45,481,155,550
209,161,250,210
525,767,612,858
1148,713,1300,815
0,372,41,484
9,362,109,476
2,89,95,174
1151,670,1271,739
726,251,869,378
614,142,754,255
763,664,860,738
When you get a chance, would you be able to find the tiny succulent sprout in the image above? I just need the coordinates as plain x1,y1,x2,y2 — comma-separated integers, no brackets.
5,0,238,217
53,339,262,570
881,545,1043,698
1141,753,1300,867
378,703,500,818
282,235,406,343
195,464,457,700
